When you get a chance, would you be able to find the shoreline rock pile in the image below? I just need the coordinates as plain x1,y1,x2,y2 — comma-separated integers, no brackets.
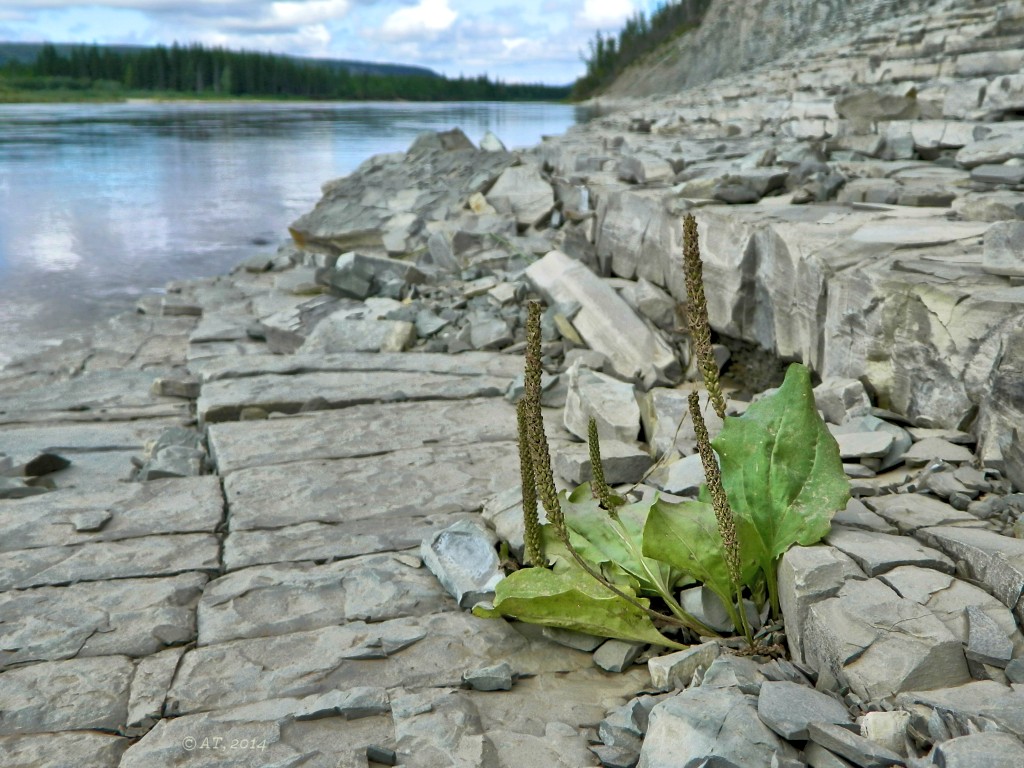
1,1,1024,765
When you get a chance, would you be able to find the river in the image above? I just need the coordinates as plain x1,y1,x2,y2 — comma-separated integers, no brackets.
0,100,586,367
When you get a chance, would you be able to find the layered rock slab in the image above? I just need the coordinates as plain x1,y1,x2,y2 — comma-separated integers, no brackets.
197,368,511,423
166,613,593,715
198,553,452,645
802,577,970,701
207,398,519,474
0,572,207,668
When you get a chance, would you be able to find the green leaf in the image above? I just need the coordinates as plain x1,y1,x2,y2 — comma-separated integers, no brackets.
642,498,758,603
473,565,685,648
712,363,849,572
561,484,680,595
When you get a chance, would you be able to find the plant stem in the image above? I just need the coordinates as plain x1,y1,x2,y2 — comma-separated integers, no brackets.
682,214,726,419
516,398,543,567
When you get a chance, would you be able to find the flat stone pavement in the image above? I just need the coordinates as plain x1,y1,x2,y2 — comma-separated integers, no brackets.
0,270,646,768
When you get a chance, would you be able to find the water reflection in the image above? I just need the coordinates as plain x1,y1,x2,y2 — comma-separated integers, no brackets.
0,100,586,366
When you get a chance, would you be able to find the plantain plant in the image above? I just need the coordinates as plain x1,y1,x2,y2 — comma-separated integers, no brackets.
475,214,849,650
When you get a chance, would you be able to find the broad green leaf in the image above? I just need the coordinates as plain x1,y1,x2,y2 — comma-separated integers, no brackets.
472,565,685,649
712,363,849,572
561,484,680,595
642,498,759,604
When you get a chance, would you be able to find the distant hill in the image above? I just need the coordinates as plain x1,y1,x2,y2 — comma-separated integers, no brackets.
0,41,441,80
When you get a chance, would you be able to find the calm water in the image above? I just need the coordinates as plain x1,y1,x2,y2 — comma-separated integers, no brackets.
0,100,585,367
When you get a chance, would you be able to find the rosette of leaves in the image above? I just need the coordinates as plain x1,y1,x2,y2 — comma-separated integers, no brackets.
476,219,848,649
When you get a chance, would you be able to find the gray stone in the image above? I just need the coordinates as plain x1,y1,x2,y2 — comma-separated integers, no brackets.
639,686,799,768
0,572,205,669
563,364,640,444
805,741,857,768
480,130,506,152
640,388,723,459
0,732,129,768
802,577,970,701
594,639,647,673
0,655,134,735
806,722,903,768
833,498,898,534
859,711,909,759
648,642,720,691
984,221,1024,278
970,164,1024,186
464,661,514,691
649,453,707,495
930,732,1024,768
878,566,1024,657
914,526,1024,616
526,250,681,385
953,191,1024,222
966,604,1014,668
467,311,513,350
0,476,221,552
778,545,866,665
421,519,503,609
0,478,48,499
699,655,765,695
832,415,912,471
627,278,677,330
0,533,219,590
756,680,851,740
896,680,1024,741
814,378,871,425
957,137,1024,169
617,154,675,185
198,367,510,423
865,494,979,534
487,164,554,227
836,88,919,123
222,443,520,534
541,626,606,652
555,439,653,485
199,553,451,644
825,526,954,576
126,647,186,736
835,432,895,460
901,438,975,467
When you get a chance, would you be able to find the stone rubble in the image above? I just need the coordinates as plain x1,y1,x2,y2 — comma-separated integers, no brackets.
2,3,1024,765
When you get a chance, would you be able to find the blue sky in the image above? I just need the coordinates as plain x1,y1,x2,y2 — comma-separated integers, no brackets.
0,0,658,84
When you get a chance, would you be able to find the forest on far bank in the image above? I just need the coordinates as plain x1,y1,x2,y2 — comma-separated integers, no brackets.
0,42,570,102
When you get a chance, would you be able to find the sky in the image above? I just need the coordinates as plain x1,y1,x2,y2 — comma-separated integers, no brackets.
0,0,660,84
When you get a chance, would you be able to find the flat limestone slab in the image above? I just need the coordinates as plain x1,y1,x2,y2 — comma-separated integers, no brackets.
197,369,511,423
0,572,207,669
208,398,518,474
915,526,1024,619
802,577,970,701
0,477,223,552
224,512,477,570
191,350,523,382
0,533,220,590
0,370,186,425
0,418,185,454
0,731,128,767
825,525,955,576
120,705,392,768
198,553,453,645
167,612,592,715
0,655,134,735
224,444,519,531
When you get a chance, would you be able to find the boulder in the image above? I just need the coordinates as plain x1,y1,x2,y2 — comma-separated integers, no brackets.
801,577,971,701
639,686,799,767
526,250,682,386
486,165,554,227
983,221,1024,278
563,364,640,444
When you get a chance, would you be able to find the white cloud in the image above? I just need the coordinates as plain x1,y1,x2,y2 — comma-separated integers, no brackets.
576,0,633,30
266,0,350,27
380,0,456,38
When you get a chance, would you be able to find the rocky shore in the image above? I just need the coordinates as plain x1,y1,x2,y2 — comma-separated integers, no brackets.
3,1,1024,766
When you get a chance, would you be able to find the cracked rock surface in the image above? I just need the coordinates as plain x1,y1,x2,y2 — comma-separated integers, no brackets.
3,3,1024,765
